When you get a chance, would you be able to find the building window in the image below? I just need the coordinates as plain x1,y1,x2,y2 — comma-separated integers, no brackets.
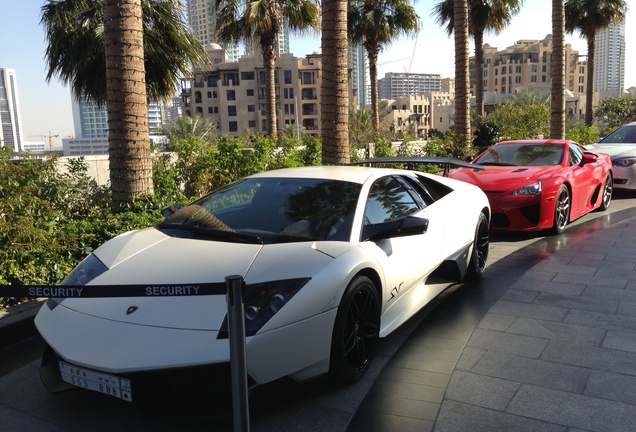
246,89,254,97
284,70,292,84
213,91,217,98
208,107,213,114
241,71,255,80
248,105,255,112
227,90,235,100
228,106,237,116
531,75,537,82
229,121,238,132
249,120,256,128
542,75,547,82
214,107,218,114
207,91,212,98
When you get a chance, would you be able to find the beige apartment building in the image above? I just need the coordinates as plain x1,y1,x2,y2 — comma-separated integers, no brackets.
181,44,328,137
470,34,588,116
380,78,456,139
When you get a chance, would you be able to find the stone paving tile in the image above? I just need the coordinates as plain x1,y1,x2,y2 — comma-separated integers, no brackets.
444,370,519,410
369,377,446,404
569,257,634,270
564,309,636,332
581,286,636,302
551,272,628,289
454,347,486,372
504,317,606,345
518,269,558,281
602,329,636,352
511,279,586,297
378,365,450,388
466,328,549,359
435,400,567,432
617,300,636,316
499,288,540,303
533,292,619,314
584,370,636,404
541,340,636,376
506,384,636,432
531,261,598,276
469,351,591,393
476,313,516,332
487,300,569,322
347,408,435,432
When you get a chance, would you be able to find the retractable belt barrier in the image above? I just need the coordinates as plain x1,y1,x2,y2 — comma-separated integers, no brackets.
0,282,227,299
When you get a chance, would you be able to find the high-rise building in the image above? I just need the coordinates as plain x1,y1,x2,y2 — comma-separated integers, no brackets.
594,23,626,99
64,95,166,156
185,0,240,61
378,72,442,100
0,68,24,152
349,44,366,109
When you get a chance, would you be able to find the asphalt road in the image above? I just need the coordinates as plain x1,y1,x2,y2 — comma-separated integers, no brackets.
1,188,635,432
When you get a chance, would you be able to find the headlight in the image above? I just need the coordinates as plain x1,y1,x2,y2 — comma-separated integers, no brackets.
62,254,108,286
612,158,636,167
508,181,541,196
218,278,311,338
46,254,108,310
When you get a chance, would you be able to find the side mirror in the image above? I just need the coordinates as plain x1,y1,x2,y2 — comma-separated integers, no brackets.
362,216,429,242
581,152,598,165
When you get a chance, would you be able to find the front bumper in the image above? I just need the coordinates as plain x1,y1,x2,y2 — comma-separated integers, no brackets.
40,343,238,417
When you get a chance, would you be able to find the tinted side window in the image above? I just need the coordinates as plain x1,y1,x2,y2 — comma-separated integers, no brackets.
569,144,583,166
364,177,420,224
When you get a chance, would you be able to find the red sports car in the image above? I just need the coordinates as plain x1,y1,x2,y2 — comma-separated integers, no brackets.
448,140,613,233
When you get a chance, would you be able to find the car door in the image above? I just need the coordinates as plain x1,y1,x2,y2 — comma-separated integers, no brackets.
567,144,600,216
359,175,444,335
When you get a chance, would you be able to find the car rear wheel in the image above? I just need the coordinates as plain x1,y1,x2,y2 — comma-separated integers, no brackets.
552,185,570,234
330,275,380,383
599,173,613,211
465,212,489,281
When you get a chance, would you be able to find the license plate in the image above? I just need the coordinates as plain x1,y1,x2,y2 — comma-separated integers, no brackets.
59,361,133,402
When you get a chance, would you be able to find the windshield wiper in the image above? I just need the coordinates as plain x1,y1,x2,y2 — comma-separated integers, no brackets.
159,223,264,244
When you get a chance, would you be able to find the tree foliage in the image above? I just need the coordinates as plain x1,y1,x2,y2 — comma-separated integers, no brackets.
594,97,636,134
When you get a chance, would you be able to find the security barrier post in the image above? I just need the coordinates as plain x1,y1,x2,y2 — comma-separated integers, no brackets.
226,275,250,432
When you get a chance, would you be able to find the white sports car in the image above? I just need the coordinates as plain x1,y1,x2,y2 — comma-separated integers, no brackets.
35,163,490,416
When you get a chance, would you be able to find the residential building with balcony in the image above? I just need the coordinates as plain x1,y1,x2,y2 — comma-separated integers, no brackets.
378,72,443,100
181,43,328,137
0,68,24,152
594,24,626,100
470,34,587,117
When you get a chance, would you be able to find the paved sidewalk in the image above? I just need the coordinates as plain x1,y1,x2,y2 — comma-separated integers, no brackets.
349,212,636,432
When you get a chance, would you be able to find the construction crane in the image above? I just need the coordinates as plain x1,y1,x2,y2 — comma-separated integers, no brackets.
28,131,60,150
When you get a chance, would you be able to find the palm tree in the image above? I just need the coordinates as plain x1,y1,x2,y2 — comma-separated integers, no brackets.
348,0,419,136
551,0,566,139
433,0,523,124
320,0,350,164
454,0,471,149
214,0,320,138
565,0,628,126
40,0,209,206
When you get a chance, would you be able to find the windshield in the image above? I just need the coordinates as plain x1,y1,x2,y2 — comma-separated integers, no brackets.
474,143,564,167
599,125,636,144
158,177,362,243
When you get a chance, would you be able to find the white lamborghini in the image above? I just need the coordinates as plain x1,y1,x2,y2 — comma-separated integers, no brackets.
35,162,490,416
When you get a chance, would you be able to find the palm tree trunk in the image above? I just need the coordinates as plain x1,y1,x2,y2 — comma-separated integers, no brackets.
585,36,596,126
550,0,566,139
321,0,350,165
368,46,380,135
263,41,278,137
454,0,471,149
104,0,153,208
474,30,485,123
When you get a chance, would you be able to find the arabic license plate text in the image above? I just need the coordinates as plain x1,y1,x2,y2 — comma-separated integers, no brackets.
59,361,132,402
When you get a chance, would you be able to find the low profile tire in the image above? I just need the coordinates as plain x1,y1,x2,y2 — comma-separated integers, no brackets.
599,173,613,211
465,212,489,281
330,275,380,383
551,185,570,234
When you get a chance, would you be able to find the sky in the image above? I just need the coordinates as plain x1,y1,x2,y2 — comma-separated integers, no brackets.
1,1,634,149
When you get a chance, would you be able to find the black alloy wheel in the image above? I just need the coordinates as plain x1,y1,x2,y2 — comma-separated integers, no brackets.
330,275,380,383
599,173,613,211
552,185,571,234
465,212,489,281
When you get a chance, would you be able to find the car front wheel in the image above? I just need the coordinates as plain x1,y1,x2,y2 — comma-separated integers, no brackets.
330,275,380,383
465,212,489,281
552,185,570,234
599,173,613,211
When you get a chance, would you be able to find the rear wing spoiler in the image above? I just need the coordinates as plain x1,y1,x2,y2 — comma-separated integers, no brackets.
351,156,484,177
